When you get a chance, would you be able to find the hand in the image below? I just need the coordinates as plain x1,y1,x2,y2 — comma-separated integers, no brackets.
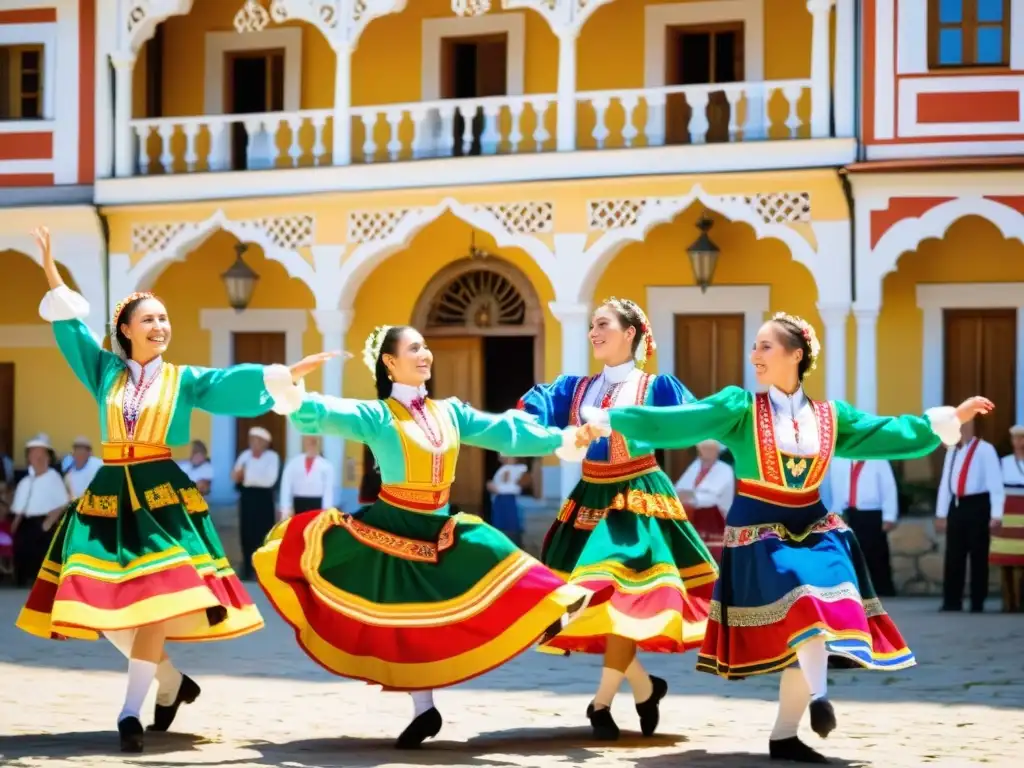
573,423,604,448
954,396,994,423
32,226,52,265
230,467,244,484
990,518,1002,531
289,350,350,383
883,521,896,533
934,517,947,533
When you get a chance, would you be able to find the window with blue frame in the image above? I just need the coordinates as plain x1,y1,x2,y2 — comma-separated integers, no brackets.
928,0,1011,68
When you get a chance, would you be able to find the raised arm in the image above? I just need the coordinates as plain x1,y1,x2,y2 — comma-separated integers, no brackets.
33,228,118,401
588,385,751,451
449,398,586,460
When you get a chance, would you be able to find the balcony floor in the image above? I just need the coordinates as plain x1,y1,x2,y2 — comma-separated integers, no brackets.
95,138,858,206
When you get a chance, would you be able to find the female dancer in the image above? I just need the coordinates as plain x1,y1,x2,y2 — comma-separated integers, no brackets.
581,311,993,763
517,298,718,740
254,324,609,749
16,228,332,752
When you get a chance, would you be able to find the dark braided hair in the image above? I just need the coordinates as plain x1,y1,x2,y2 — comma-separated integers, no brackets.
770,316,815,382
599,298,645,357
374,325,412,400
114,295,152,361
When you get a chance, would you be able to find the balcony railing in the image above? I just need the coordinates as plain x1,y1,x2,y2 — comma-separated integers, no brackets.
127,79,820,177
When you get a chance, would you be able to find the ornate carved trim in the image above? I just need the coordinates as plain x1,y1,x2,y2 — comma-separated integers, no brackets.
131,214,314,253
587,193,812,231
347,201,553,244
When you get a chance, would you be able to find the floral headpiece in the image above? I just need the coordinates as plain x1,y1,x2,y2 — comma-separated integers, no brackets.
603,297,657,370
772,312,821,376
362,325,393,381
110,291,159,359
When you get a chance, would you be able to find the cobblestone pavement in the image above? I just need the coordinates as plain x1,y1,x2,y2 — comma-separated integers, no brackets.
1,591,1022,768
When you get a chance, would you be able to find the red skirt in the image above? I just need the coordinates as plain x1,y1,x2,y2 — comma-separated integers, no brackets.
687,506,725,562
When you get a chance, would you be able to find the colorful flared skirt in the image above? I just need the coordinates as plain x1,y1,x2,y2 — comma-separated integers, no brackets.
990,487,1024,567
696,481,915,679
538,456,718,655
253,497,604,691
16,457,262,642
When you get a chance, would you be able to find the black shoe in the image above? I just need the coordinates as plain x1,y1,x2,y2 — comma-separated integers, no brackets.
939,604,962,612
118,716,144,753
970,605,985,614
395,707,442,749
809,698,836,739
148,674,201,732
588,703,619,741
635,675,668,737
769,736,830,763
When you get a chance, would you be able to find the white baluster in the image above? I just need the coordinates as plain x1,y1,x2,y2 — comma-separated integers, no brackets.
386,108,403,161
507,100,524,153
783,84,805,138
265,117,283,169
590,96,610,149
311,115,327,165
207,121,226,171
480,103,501,155
158,123,175,174
758,85,775,139
620,94,639,148
744,83,767,140
725,86,742,142
243,118,262,170
643,90,666,147
687,90,710,144
361,113,377,163
135,125,150,174
409,106,429,159
530,98,551,152
437,105,456,158
460,102,477,155
287,115,303,166
182,121,200,172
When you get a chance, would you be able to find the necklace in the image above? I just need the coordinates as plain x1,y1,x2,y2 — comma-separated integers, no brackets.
124,369,158,439
771,393,802,452
408,398,444,448
600,380,625,410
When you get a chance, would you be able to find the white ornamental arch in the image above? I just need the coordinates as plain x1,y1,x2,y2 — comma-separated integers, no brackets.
126,209,317,295
570,185,823,305
337,196,557,308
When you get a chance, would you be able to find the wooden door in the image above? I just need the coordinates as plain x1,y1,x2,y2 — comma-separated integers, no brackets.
425,336,485,513
441,34,507,156
225,49,285,170
232,332,287,463
944,309,1017,456
0,363,13,459
665,314,745,480
665,23,744,145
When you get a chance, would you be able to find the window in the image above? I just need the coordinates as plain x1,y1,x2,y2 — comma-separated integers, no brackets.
0,44,44,119
929,0,1011,68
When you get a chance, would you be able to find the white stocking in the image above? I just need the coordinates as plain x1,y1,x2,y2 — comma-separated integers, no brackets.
624,657,654,703
105,630,182,706
770,666,810,740
119,659,157,723
410,690,435,717
795,637,829,700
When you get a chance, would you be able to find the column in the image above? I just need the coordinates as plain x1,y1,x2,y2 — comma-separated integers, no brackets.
312,308,354,504
816,303,850,403
332,42,352,165
806,0,834,139
853,306,879,414
111,51,136,178
555,30,578,151
549,300,591,499
833,0,855,138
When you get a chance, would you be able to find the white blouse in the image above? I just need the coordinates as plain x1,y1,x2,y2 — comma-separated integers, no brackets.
675,459,735,514
12,467,70,518
582,361,646,409
280,454,335,514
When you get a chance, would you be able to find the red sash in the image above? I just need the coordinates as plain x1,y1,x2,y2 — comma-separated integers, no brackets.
849,461,865,507
955,439,980,499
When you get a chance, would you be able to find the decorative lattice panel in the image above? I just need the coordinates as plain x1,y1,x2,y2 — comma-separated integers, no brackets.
427,269,527,329
721,192,812,224
131,223,187,254
347,209,411,243
248,215,315,249
587,199,648,230
477,202,554,235
451,0,491,16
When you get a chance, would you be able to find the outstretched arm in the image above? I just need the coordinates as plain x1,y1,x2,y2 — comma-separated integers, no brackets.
586,385,750,451
516,376,581,428
265,375,386,444
451,399,592,461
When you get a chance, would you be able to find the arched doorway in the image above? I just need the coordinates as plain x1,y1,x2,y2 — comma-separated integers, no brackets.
412,257,545,515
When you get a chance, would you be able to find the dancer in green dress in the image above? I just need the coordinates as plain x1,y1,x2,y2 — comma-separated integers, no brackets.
15,227,334,752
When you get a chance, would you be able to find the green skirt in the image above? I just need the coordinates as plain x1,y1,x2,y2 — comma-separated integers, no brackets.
539,458,719,654
16,458,263,642
253,499,598,690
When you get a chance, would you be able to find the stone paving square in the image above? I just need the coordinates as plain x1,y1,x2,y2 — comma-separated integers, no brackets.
1,591,1022,767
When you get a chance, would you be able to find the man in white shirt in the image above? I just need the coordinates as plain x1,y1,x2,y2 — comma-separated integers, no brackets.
279,435,334,519
232,426,280,580
11,435,69,586
830,458,899,597
992,424,1024,612
934,420,1004,613
178,440,214,496
63,436,103,500
675,440,735,561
